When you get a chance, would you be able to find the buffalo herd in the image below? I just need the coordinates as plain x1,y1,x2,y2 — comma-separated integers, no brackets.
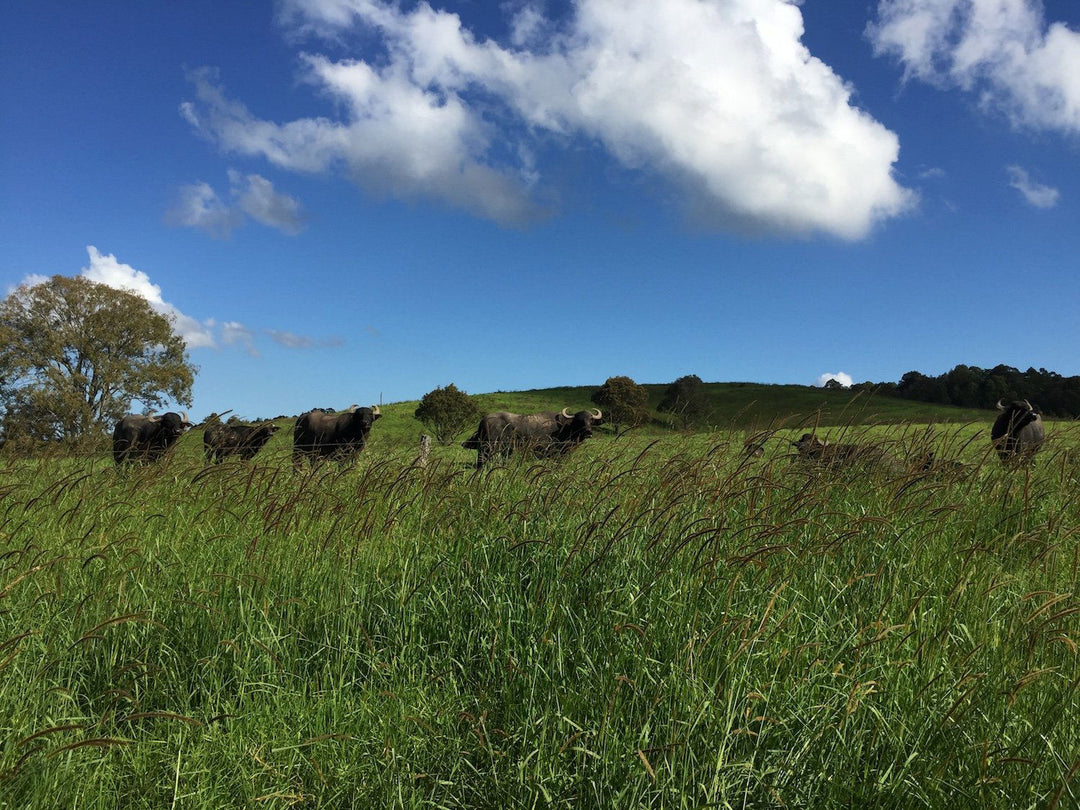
109,398,1048,471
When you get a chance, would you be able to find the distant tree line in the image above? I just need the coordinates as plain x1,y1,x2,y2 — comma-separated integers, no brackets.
851,365,1080,418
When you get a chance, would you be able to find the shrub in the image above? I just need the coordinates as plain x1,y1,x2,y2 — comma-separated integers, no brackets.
591,375,649,435
414,383,481,445
657,374,711,430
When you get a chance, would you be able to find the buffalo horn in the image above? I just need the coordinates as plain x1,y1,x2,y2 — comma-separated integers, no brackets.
371,405,380,416
996,400,1005,410
1023,399,1034,411
590,408,602,420
180,411,189,424
347,404,359,413
560,408,573,419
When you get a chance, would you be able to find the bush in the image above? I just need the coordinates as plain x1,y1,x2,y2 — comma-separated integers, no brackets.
591,376,649,435
414,384,481,445
657,374,711,430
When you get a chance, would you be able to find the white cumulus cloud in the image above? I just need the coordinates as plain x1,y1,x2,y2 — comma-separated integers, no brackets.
869,0,1080,134
81,246,217,348
816,372,854,388
182,0,915,239
1006,164,1060,208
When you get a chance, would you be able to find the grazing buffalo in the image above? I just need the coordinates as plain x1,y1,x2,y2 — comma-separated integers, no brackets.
204,421,280,463
991,400,1045,464
462,408,603,468
112,412,191,465
791,433,904,474
293,405,380,465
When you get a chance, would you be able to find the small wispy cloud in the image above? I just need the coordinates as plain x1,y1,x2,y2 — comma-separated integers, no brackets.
165,181,243,238
1006,165,1060,208
221,321,260,357
168,171,305,237
265,329,344,349
230,170,306,234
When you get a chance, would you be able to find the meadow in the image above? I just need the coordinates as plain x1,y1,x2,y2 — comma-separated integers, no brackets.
1,398,1079,807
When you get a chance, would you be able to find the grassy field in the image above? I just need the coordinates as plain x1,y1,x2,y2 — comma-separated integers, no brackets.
2,393,1079,807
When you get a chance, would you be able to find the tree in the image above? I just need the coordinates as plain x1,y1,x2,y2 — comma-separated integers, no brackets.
414,383,481,445
657,374,711,430
591,375,648,435
0,275,195,446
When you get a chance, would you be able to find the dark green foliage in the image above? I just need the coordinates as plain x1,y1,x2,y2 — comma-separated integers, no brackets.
591,375,649,435
657,374,710,429
883,364,1080,417
414,383,481,445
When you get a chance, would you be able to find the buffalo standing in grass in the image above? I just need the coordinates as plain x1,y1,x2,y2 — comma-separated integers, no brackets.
293,405,380,466
112,412,191,465
462,408,603,468
204,421,280,463
991,400,1044,464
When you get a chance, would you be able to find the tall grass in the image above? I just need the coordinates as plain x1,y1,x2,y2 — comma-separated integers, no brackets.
1,423,1079,807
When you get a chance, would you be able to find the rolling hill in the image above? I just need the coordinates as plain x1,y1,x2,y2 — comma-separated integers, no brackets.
362,382,996,449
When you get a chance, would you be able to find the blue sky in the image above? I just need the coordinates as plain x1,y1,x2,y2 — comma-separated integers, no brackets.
2,0,1079,420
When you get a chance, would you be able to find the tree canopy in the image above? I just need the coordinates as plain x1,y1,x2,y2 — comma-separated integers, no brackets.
591,375,649,435
0,275,195,446
879,364,1080,418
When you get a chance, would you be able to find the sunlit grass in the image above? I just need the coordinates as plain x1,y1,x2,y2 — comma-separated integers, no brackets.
2,423,1079,807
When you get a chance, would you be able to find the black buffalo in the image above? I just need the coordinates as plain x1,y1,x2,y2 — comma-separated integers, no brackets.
293,405,381,465
991,400,1045,464
462,408,603,468
791,433,904,474
112,412,191,465
204,421,280,463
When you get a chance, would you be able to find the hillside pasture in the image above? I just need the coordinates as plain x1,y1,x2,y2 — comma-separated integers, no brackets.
1,418,1079,807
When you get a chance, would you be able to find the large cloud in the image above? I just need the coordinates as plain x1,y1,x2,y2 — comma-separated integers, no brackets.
869,0,1080,133
182,0,915,239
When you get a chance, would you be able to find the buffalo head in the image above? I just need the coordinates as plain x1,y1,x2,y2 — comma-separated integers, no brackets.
557,408,604,442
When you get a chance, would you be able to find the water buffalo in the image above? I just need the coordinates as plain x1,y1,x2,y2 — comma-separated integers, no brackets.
204,421,280,463
462,408,603,468
112,412,191,465
293,404,380,465
991,400,1044,464
790,433,904,474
